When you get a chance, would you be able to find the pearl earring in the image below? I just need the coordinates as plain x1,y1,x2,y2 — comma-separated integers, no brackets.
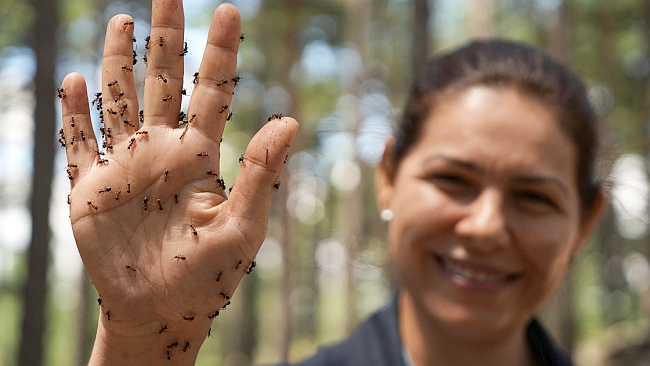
380,209,394,222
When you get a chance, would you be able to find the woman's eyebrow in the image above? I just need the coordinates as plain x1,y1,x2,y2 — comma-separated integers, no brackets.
512,176,570,197
421,154,483,173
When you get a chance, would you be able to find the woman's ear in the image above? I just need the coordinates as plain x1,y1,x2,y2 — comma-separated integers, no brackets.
375,137,397,212
574,188,607,255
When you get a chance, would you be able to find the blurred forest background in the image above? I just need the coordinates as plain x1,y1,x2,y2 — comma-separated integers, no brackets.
1,0,650,365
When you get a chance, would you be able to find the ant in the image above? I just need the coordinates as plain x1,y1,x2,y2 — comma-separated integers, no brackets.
182,341,190,352
107,80,118,87
123,20,134,26
166,341,179,349
157,74,167,83
192,72,199,85
67,195,71,204
158,36,166,47
139,110,144,124
197,151,208,157
158,325,169,334
91,92,102,107
107,108,118,115
173,254,187,261
234,260,242,270
208,327,212,337
58,129,66,147
239,154,245,164
126,182,132,194
133,50,138,65
87,200,99,213
119,103,128,116
97,297,102,306
136,130,148,136
246,261,256,274
144,35,150,49
126,264,137,274
240,33,245,43
56,86,66,99
66,168,73,180
207,170,218,177
216,177,226,190
178,111,187,122
221,300,231,310
157,198,163,211
220,291,231,301
122,65,133,72
216,271,223,282
106,127,112,139
163,170,169,182
189,224,197,236
106,311,111,321
98,186,112,194
70,116,75,128
226,111,233,121
180,41,188,56
219,104,228,114
142,196,149,211
127,137,137,150
115,190,121,200
181,88,187,96
268,113,283,121
165,350,172,360
162,94,173,103
67,163,78,169
80,130,86,141
216,78,228,86
179,114,196,139
273,181,281,191
183,315,194,322
231,75,241,86
142,54,148,63
98,158,109,165
174,194,178,204
69,135,76,146
208,310,220,319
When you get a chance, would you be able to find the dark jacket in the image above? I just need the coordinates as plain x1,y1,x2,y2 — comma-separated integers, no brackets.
282,296,573,366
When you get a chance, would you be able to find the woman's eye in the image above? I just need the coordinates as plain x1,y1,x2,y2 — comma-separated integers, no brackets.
518,191,556,208
432,174,469,186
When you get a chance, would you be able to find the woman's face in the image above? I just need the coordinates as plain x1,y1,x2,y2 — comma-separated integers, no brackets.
377,86,601,342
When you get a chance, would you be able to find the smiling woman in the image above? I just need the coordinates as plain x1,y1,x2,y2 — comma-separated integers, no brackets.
57,0,605,365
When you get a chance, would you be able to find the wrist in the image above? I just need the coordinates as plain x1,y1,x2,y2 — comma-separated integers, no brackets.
88,315,210,365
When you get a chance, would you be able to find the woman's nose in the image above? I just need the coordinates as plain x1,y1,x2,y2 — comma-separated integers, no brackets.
455,188,509,253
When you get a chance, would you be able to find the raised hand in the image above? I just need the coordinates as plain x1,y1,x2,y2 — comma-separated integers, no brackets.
58,1,297,364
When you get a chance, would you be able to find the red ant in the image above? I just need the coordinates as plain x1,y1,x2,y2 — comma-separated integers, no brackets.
80,130,86,141
158,325,169,334
189,224,197,236
139,110,144,124
127,137,136,150
157,74,167,83
158,36,166,47
268,113,283,121
69,135,76,146
70,116,75,127
144,35,150,49
98,186,112,194
98,158,109,165
122,65,133,72
136,130,148,135
92,92,102,107
219,104,228,114
182,341,190,352
87,200,99,212
107,80,118,87
208,310,219,319
56,86,66,99
58,128,66,147
173,254,187,261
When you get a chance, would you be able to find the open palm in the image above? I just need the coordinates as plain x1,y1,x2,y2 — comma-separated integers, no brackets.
58,1,297,361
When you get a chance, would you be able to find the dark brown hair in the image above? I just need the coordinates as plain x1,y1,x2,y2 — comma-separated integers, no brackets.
391,38,602,216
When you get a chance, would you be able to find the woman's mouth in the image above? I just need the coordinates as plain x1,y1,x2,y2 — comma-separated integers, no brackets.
434,255,519,290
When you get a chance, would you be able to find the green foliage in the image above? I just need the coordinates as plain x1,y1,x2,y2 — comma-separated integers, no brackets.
0,0,34,49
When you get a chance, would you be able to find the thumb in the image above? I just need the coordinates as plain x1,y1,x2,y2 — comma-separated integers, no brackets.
226,116,298,231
